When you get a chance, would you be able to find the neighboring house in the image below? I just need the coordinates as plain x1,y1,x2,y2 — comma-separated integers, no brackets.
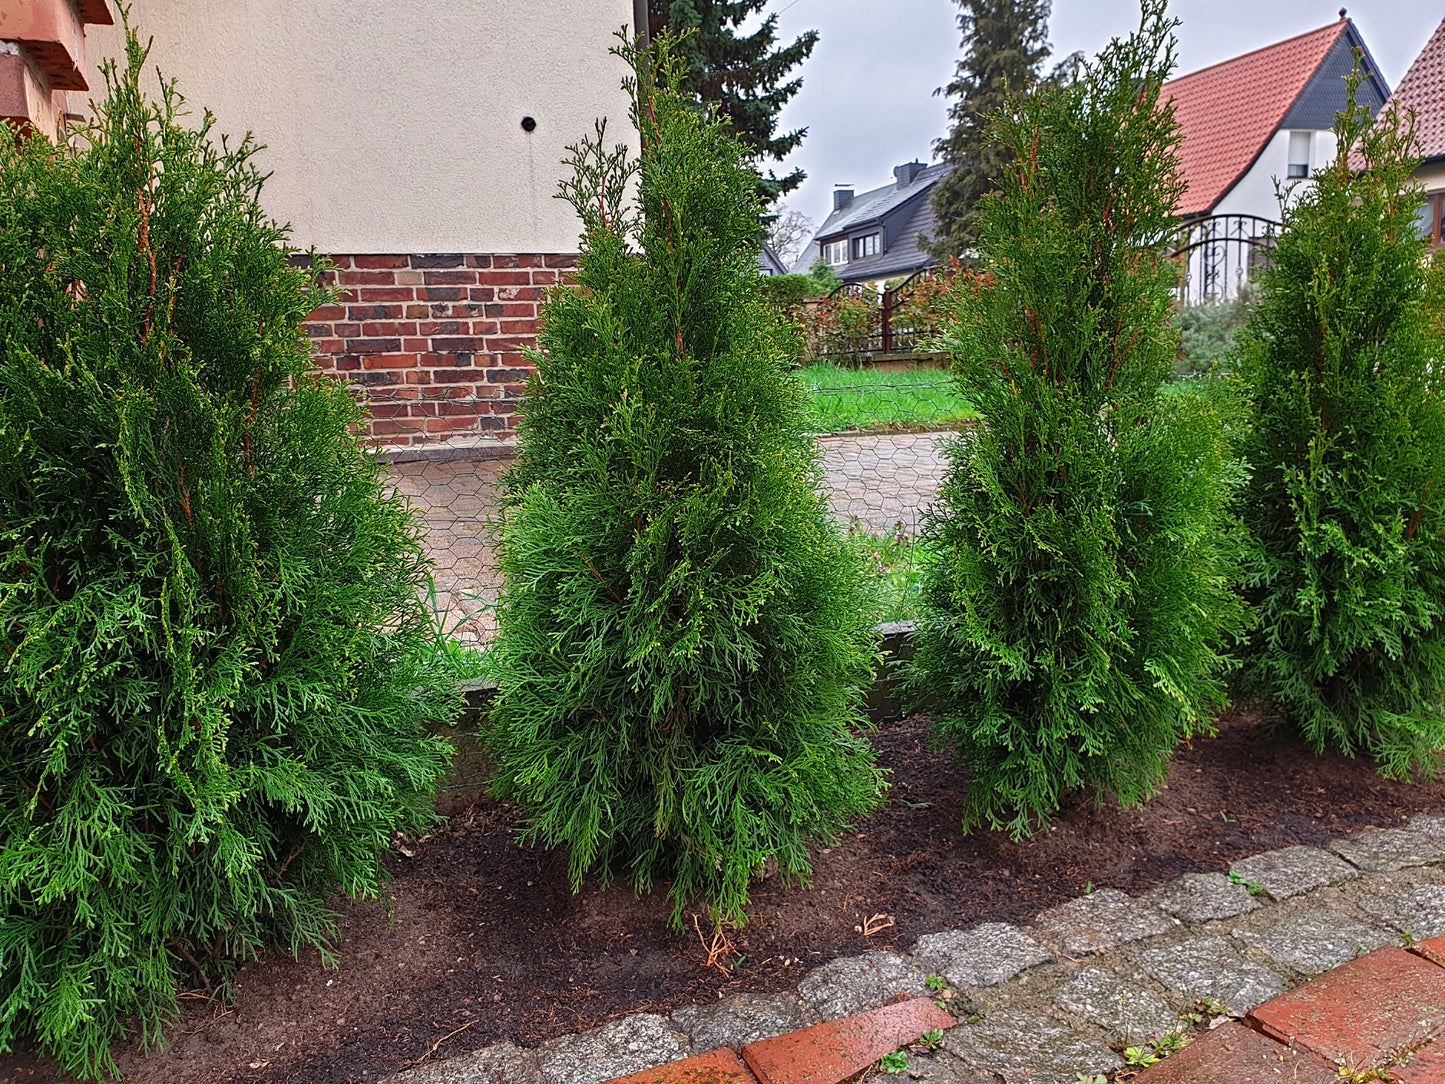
1368,17,1445,245
1166,13,1390,222
5,0,639,455
757,243,789,276
792,160,951,288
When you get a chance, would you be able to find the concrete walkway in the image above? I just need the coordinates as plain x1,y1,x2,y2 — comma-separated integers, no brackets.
384,813,1445,1084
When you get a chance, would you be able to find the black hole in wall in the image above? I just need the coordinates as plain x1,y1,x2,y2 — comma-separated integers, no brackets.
520,116,537,133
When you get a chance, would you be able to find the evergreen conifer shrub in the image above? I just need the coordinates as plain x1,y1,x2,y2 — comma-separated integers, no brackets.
0,36,452,1078
908,0,1248,838
1239,72,1445,777
485,33,884,927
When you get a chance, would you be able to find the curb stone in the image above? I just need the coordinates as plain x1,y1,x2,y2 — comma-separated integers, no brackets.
383,819,1445,1084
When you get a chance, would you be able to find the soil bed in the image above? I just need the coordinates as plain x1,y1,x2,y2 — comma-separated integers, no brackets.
8,701,1445,1084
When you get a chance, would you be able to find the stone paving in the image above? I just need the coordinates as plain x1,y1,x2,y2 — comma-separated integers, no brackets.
387,432,952,644
383,812,1445,1084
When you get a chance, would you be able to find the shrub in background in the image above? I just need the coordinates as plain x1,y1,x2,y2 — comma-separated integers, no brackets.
485,32,883,927
1239,73,1445,777
0,36,452,1078
907,0,1248,838
1170,287,1256,381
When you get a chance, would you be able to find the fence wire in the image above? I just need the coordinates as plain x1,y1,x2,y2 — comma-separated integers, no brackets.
383,356,966,645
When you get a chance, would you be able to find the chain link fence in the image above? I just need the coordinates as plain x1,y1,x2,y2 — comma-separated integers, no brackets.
382,354,968,646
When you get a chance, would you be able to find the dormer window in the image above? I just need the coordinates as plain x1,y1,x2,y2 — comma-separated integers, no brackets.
822,239,848,265
1287,130,1311,179
852,233,880,259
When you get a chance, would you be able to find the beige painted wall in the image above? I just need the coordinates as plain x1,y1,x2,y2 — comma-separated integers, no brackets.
82,1,636,254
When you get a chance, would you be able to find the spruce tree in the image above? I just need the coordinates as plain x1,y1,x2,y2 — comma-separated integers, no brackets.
1239,72,1445,777
926,0,1054,261
908,0,1248,838
648,0,818,201
0,34,452,1078
486,32,883,926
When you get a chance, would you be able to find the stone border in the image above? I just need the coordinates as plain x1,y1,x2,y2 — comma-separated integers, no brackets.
383,812,1445,1084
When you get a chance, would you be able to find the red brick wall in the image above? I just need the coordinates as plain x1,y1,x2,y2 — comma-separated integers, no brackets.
305,253,576,450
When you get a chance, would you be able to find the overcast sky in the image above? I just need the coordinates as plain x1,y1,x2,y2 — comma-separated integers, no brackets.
766,0,1442,229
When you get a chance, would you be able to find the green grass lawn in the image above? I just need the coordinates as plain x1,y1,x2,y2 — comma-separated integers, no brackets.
799,362,974,434
845,524,939,624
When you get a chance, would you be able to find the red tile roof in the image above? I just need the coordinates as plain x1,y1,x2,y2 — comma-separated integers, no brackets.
1165,20,1349,216
1379,17,1445,161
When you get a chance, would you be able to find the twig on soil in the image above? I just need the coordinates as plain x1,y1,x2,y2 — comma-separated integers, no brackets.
856,913,895,937
693,914,738,976
409,1019,475,1067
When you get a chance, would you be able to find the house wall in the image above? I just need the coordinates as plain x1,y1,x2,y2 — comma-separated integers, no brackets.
1212,129,1341,221
81,0,635,451
1415,161,1445,194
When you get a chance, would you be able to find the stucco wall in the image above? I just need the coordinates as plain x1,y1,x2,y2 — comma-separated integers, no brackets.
1213,129,1341,222
81,1,636,254
1414,161,1445,194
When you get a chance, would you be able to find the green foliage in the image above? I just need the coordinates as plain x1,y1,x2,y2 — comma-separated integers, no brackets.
1238,69,1445,778
485,32,884,928
0,35,453,1079
907,1,1249,838
648,0,818,202
1170,289,1256,381
844,523,938,624
927,0,1058,261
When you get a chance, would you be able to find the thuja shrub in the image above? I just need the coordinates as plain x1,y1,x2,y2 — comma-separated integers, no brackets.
0,36,452,1077
907,0,1248,838
485,33,884,927
1239,72,1445,777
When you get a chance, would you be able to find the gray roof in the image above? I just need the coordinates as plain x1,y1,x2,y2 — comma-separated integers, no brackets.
790,161,952,281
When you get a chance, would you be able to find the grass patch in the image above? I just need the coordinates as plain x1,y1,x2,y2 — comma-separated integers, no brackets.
799,362,974,433
845,522,938,624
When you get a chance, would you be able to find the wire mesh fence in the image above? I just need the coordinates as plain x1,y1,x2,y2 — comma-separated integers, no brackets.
384,354,968,646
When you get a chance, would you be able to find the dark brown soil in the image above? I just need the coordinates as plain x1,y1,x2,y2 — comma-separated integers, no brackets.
7,702,1445,1084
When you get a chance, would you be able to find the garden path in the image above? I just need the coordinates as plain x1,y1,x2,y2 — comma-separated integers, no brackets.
385,431,954,644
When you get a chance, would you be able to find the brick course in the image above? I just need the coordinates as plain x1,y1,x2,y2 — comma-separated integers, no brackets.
306,253,576,450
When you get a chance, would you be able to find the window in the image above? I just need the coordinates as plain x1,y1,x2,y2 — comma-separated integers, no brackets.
1421,193,1445,247
822,239,847,265
852,233,880,259
1287,130,1311,180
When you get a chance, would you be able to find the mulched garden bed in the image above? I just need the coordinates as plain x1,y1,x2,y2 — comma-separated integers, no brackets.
7,700,1445,1084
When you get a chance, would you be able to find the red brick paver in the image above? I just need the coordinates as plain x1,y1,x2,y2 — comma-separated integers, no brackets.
1249,946,1445,1071
1412,935,1445,969
1398,1040,1445,1084
607,1048,758,1084
1132,1021,1335,1083
741,998,954,1084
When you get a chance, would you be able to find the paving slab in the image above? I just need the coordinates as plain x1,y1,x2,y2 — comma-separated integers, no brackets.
1233,908,1394,976
1139,935,1286,1012
887,1051,995,1083
741,998,953,1084
1328,827,1445,872
797,951,926,1021
1131,1021,1336,1084
604,1050,756,1084
383,1042,541,1084
670,993,805,1052
1229,845,1358,900
1052,966,1179,1044
1249,946,1445,1071
1355,882,1445,941
539,1016,688,1084
938,1007,1122,1084
1145,872,1262,924
912,923,1053,989
1397,1038,1445,1083
1031,888,1175,957
1409,814,1445,841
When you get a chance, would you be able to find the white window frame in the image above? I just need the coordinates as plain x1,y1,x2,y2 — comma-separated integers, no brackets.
1286,130,1312,180
822,239,848,265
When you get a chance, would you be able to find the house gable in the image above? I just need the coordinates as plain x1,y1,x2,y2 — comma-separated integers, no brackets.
1280,26,1389,130
797,161,951,283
